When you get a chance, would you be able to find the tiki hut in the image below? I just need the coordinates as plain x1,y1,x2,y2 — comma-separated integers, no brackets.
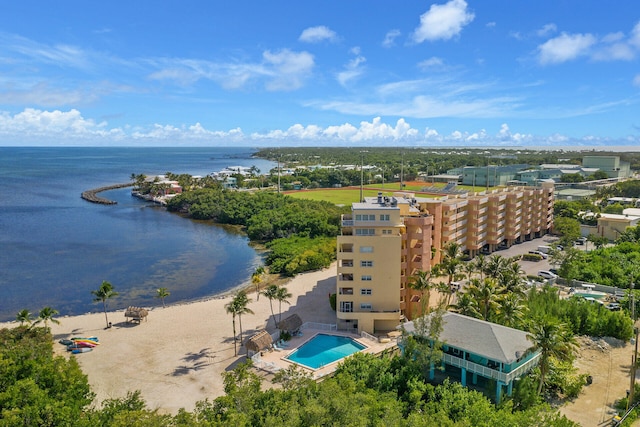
245,330,273,355
124,306,149,323
278,314,302,333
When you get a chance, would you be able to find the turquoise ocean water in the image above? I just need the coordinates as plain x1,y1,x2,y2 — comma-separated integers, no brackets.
0,147,275,322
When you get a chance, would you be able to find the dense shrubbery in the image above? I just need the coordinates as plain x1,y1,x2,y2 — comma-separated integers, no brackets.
265,236,336,276
558,242,640,288
0,326,94,425
167,189,348,274
527,286,634,341
0,328,576,426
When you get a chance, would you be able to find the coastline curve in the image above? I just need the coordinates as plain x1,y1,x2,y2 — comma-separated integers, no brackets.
81,183,133,205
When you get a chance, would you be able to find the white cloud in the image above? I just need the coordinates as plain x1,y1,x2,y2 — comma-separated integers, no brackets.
1,108,638,147
0,108,121,139
497,123,532,143
336,49,366,87
149,49,315,92
262,49,315,91
536,23,557,38
538,32,596,64
299,26,338,43
382,30,401,48
411,0,474,43
633,74,640,87
418,57,445,70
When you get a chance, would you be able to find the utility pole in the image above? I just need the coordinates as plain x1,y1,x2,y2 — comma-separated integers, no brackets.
629,278,637,410
359,151,368,202
400,151,404,190
277,154,281,194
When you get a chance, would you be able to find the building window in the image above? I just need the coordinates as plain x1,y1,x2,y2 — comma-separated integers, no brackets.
360,260,373,267
360,246,374,253
380,214,390,221
355,228,375,236
361,288,372,294
361,276,372,282
360,303,372,310
355,214,362,221
340,301,353,312
382,229,392,235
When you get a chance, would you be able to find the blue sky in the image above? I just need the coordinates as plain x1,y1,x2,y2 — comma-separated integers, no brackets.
1,0,639,147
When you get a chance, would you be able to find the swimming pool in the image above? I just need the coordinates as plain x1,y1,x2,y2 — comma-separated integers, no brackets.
285,334,366,369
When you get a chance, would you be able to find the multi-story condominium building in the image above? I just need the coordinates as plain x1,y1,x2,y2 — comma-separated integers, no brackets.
336,184,554,334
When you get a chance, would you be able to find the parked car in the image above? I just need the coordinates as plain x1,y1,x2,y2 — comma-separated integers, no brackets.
548,268,558,275
538,270,558,280
606,302,621,311
529,250,548,259
575,237,587,245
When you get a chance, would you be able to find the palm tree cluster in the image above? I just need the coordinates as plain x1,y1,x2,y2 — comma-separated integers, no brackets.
224,284,292,356
450,254,529,328
407,243,584,397
15,307,60,330
225,291,254,356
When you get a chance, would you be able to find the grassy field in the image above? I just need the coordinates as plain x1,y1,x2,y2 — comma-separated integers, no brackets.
283,181,492,205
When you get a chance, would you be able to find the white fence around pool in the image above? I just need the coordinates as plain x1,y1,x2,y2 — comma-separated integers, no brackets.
300,322,337,331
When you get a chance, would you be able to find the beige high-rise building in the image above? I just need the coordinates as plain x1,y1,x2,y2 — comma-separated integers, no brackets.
336,184,554,334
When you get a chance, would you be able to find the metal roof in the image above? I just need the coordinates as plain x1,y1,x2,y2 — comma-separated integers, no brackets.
400,312,533,364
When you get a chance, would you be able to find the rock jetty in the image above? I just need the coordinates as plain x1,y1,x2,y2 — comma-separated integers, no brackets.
81,183,133,205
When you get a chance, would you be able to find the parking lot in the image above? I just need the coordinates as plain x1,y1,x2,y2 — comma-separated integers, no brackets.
483,235,559,277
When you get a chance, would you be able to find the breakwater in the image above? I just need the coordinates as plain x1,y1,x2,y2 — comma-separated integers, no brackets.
81,183,133,204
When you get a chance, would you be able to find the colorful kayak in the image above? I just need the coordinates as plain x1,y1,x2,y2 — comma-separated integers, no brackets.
71,348,92,354
72,339,100,346
71,336,99,342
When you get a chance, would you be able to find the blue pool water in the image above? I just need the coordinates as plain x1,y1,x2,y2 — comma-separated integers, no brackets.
285,334,366,369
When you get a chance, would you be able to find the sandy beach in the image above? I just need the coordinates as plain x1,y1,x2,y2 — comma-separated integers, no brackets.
9,264,338,414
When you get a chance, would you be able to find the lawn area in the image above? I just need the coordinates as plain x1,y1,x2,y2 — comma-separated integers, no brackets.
283,188,394,205
283,182,489,205
284,182,439,205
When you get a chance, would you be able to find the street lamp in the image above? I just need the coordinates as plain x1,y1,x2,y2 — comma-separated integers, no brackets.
360,151,368,202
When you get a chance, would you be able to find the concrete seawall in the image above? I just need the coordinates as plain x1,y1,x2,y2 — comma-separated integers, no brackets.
81,183,133,205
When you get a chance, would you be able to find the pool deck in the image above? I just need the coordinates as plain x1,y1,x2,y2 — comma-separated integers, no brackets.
253,328,400,380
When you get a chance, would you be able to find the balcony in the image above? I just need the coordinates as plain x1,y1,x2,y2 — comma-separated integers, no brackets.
442,352,541,385
339,287,354,295
342,219,354,227
340,260,354,268
338,274,354,282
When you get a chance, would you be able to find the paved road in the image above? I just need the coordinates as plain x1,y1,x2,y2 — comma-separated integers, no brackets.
482,235,560,277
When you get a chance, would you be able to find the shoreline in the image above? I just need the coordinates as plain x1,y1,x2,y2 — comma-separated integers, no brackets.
2,263,338,414
81,182,133,204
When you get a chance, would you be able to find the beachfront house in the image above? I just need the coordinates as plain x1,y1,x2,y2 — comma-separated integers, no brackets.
399,312,541,402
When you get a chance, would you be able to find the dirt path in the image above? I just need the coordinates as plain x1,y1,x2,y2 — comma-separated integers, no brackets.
560,337,635,426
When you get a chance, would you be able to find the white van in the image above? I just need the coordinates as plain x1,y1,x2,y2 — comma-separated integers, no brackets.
538,245,551,254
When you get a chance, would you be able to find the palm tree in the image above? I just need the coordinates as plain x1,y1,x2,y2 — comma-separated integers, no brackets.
527,318,577,395
156,287,170,308
409,269,436,315
225,298,240,356
92,280,119,328
439,242,465,294
261,284,279,328
485,255,509,280
495,293,526,328
16,309,34,327
275,286,292,323
232,291,254,345
449,292,479,318
468,278,502,322
252,266,265,300
473,254,488,281
36,306,60,329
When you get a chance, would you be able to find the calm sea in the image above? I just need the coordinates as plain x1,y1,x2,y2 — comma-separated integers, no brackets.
0,147,276,322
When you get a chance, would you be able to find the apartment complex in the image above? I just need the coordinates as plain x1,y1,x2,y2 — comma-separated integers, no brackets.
336,184,554,334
